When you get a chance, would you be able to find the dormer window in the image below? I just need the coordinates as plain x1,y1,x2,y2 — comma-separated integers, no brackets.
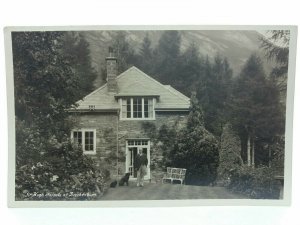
120,97,155,120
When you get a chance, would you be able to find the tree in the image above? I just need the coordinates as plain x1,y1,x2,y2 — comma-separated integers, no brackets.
170,94,219,185
153,31,181,84
138,33,154,74
196,55,233,138
111,31,137,73
217,123,243,183
13,31,107,199
229,54,284,167
260,30,290,79
62,32,97,98
260,30,290,93
12,32,79,137
176,43,203,96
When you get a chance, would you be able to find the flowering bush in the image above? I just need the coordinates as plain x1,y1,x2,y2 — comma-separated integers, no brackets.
16,161,108,200
15,138,109,201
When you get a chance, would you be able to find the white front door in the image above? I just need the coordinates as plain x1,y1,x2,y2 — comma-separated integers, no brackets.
126,139,150,180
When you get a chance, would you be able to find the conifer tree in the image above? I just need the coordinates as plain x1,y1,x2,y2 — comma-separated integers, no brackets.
171,94,219,185
138,33,154,74
62,32,97,98
230,54,284,166
153,30,181,84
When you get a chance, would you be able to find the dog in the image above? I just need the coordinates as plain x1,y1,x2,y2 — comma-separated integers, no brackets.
109,180,118,188
118,173,130,186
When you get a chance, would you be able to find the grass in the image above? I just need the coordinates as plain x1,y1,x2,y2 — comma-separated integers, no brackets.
100,181,246,200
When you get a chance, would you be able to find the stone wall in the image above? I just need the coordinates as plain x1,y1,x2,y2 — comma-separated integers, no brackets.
71,111,188,182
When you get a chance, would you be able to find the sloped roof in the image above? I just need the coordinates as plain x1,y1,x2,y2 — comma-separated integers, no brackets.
73,66,190,111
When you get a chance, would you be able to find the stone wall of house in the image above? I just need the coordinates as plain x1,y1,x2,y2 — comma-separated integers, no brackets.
71,111,188,182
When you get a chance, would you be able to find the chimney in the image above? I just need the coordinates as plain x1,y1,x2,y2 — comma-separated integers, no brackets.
106,47,118,93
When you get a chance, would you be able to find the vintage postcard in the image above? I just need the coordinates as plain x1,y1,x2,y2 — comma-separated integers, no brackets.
4,26,297,207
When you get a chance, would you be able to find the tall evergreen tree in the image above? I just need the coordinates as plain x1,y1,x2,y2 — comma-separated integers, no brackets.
260,30,290,80
229,54,284,166
112,31,137,73
153,31,181,84
138,33,154,74
62,32,97,98
176,43,203,96
12,31,82,165
170,94,219,185
196,55,233,138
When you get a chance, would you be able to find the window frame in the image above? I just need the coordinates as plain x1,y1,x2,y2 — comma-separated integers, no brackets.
119,97,156,120
71,129,97,155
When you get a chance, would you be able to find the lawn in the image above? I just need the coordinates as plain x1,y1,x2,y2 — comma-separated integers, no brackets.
100,181,246,200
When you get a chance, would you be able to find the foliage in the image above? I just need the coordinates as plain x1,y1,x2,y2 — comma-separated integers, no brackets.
15,140,109,200
12,31,107,200
152,31,182,84
228,166,280,199
196,55,233,137
157,124,178,167
217,123,243,184
260,30,290,80
269,136,285,175
138,33,155,74
111,31,138,73
170,95,219,185
12,31,79,134
61,32,97,98
229,54,284,164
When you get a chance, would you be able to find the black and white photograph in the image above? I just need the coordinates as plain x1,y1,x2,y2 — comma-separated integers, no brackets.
5,27,296,205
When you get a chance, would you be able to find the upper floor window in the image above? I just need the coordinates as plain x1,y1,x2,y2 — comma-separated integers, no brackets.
121,97,154,120
71,129,96,155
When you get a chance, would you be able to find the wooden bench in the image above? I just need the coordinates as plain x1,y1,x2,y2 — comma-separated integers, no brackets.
162,167,187,185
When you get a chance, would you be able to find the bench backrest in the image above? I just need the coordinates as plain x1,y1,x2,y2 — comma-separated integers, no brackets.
166,167,187,179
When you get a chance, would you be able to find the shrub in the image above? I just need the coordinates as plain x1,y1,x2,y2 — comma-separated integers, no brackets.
228,166,281,199
15,138,109,201
167,94,219,185
217,123,243,184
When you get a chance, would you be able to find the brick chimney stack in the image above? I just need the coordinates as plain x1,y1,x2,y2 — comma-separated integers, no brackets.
106,47,118,93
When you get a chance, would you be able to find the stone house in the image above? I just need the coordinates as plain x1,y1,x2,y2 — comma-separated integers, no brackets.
69,51,190,182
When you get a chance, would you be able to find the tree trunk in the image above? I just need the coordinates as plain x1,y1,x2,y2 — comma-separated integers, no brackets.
268,148,272,168
251,138,255,167
247,135,251,166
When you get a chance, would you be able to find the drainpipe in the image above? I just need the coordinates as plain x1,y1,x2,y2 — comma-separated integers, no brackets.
116,109,119,180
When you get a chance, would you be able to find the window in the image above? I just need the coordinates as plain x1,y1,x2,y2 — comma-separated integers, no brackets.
121,97,154,120
71,129,96,154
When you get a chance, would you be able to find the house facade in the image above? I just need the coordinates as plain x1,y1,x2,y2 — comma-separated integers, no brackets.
69,52,190,182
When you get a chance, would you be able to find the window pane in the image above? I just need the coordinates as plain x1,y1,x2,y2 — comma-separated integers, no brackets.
84,131,94,151
73,131,82,145
144,98,149,118
133,98,142,118
126,98,131,118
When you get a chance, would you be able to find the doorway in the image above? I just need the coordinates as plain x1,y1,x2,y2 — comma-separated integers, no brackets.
126,139,150,179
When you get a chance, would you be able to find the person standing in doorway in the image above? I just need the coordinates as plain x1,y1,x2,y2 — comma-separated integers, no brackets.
135,148,148,187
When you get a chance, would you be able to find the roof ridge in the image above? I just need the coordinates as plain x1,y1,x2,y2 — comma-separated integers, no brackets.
76,66,190,104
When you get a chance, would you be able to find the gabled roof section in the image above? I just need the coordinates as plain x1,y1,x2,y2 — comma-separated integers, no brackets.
73,66,190,111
